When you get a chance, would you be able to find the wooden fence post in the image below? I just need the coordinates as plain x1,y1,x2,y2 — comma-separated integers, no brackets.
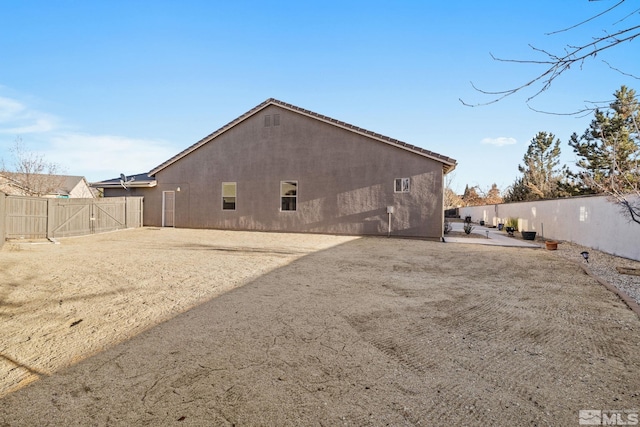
0,192,5,248
46,198,52,239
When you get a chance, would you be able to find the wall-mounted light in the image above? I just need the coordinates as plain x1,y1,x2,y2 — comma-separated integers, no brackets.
176,187,181,192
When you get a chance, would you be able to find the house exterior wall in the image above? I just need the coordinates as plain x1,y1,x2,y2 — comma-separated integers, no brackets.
110,105,446,239
69,180,95,198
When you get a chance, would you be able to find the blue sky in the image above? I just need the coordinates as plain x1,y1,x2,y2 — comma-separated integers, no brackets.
1,0,638,193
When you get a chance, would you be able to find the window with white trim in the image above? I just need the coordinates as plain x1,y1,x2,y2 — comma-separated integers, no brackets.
222,182,236,210
394,177,410,193
280,181,297,211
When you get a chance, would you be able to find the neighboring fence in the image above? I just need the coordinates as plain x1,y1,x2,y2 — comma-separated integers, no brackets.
0,192,5,247
1,195,143,242
459,194,640,261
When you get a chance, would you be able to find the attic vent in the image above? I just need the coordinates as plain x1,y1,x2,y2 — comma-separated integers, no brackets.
273,114,280,126
264,115,271,127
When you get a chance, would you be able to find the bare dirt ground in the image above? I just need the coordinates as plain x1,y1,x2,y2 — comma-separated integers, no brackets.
1,227,639,426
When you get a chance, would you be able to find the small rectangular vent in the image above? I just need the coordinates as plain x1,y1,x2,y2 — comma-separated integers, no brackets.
273,114,280,126
264,115,271,127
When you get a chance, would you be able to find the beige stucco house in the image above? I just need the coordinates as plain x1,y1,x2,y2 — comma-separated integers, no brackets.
0,173,95,198
95,99,456,239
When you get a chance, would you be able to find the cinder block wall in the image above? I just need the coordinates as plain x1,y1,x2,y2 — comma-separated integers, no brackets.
459,195,640,261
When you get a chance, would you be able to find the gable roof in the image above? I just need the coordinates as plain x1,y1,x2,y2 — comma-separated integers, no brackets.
59,175,90,196
149,98,457,176
0,173,93,197
90,173,157,189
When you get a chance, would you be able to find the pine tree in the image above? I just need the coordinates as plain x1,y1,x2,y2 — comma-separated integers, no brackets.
518,131,564,199
485,183,503,205
568,85,640,192
503,177,532,203
568,85,640,223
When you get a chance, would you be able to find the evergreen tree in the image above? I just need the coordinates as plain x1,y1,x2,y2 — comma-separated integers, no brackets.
485,183,503,205
518,131,564,199
568,85,640,223
568,85,640,193
503,177,531,203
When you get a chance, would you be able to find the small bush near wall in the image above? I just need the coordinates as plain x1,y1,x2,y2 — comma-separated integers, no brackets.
463,222,474,234
458,195,640,261
506,217,519,231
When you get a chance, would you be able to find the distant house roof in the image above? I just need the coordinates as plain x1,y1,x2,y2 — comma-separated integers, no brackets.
0,173,94,197
90,173,157,189
58,175,91,197
149,98,457,176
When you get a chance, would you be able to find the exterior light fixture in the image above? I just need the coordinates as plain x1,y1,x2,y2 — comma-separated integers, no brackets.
580,251,589,263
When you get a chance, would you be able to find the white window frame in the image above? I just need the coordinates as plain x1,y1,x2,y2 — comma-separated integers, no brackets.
394,177,410,193
222,182,237,211
280,180,298,211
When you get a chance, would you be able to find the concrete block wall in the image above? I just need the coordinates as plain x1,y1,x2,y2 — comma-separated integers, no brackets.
459,194,640,261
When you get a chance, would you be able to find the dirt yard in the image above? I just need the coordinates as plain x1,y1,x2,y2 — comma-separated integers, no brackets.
1,228,639,426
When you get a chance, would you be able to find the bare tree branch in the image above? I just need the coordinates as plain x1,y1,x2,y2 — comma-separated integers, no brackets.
0,138,66,197
546,0,626,35
460,1,640,108
603,59,640,79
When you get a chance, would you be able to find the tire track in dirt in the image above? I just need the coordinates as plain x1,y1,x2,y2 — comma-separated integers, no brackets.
345,304,524,426
346,260,639,426
430,292,580,410
2,233,639,425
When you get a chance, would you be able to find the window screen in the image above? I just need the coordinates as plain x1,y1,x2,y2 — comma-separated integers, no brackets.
280,181,297,211
222,182,237,210
394,178,410,193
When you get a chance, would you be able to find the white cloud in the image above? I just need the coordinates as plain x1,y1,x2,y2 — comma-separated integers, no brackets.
0,96,58,134
0,93,177,181
0,96,25,121
481,137,517,147
46,133,177,181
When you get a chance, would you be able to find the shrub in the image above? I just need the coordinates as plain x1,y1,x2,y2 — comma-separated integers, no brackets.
463,222,474,234
505,217,519,231
444,220,452,234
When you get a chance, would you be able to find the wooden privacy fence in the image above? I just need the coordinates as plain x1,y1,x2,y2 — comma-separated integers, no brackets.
2,195,143,240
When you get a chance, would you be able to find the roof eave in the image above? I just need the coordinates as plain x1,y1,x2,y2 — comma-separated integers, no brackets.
149,100,274,176
91,181,157,189
149,98,457,175
270,101,458,170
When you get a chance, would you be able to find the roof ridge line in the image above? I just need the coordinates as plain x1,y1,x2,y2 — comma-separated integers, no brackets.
149,99,456,175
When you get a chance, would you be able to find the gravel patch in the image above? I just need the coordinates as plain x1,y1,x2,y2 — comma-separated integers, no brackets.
550,240,640,306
